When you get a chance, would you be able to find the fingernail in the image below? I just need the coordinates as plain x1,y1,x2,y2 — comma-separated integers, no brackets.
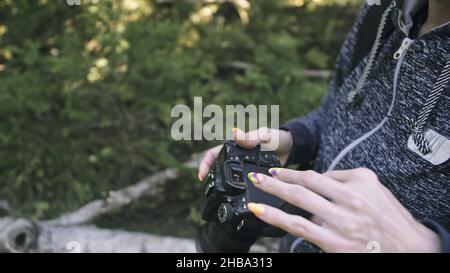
198,173,203,182
248,203,265,217
247,172,262,184
269,168,282,176
232,128,244,139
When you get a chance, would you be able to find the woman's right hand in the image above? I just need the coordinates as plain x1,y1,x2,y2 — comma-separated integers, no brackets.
197,127,294,181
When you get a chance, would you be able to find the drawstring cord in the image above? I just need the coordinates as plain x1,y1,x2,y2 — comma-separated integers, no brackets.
347,0,396,109
391,60,450,155
347,0,449,155
329,0,447,171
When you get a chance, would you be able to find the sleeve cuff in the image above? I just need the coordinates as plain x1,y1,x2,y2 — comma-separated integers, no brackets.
423,219,450,253
279,119,317,166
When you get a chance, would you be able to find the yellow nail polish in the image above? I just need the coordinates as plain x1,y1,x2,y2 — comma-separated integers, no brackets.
198,173,203,182
247,172,261,184
269,168,282,176
232,128,240,135
248,203,265,217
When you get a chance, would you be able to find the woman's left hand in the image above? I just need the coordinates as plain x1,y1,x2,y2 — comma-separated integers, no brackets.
247,168,441,253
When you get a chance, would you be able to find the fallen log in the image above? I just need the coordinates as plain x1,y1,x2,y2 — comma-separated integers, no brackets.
42,152,205,226
0,217,195,253
0,217,275,253
0,200,10,214
222,61,332,79
0,218,38,253
0,150,280,253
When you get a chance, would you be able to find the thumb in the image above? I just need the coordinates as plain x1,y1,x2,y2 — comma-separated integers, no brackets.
232,128,271,149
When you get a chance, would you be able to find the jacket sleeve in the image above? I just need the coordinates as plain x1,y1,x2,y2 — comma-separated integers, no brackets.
280,4,371,166
423,220,450,253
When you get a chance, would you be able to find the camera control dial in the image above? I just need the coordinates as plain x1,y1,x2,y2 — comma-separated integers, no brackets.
217,203,234,224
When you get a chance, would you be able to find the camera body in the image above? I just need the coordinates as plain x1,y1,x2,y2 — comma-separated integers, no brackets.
196,141,306,253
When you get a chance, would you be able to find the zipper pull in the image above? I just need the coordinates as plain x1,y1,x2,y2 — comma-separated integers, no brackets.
394,38,413,59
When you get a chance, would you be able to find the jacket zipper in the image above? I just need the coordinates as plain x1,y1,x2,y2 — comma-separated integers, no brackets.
394,38,413,59
327,37,414,171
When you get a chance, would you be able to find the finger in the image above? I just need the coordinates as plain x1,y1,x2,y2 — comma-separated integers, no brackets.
323,169,359,182
248,173,339,220
269,168,348,202
247,203,337,250
233,128,261,149
258,127,280,152
325,168,380,186
310,215,324,226
234,127,281,152
198,145,222,181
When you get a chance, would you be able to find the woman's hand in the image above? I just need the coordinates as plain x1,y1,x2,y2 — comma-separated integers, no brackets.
197,128,293,181
246,168,441,253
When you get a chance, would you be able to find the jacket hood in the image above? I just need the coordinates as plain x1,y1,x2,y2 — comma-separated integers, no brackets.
396,0,428,35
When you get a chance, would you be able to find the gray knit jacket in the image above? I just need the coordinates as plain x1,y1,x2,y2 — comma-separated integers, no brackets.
281,0,449,253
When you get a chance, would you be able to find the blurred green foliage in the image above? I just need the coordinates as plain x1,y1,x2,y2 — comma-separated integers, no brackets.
0,0,360,235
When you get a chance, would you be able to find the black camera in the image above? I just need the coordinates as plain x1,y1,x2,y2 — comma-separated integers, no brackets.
196,141,308,253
